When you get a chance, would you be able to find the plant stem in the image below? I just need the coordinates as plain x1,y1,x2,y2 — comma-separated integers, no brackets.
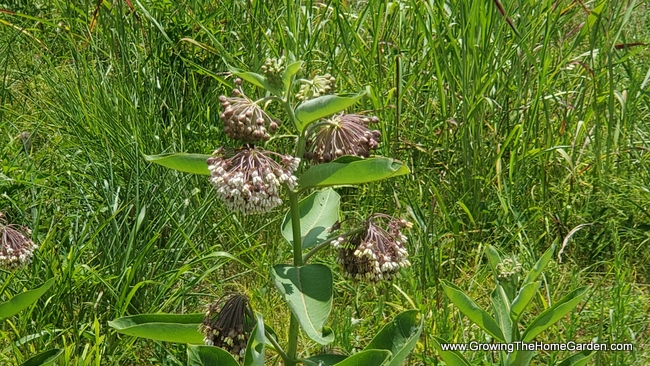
302,237,336,264
284,83,304,365
302,227,364,263
265,329,291,365
288,190,303,266
286,314,300,366
286,189,303,365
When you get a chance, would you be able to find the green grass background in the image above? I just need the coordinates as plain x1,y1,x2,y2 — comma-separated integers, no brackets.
1,0,649,364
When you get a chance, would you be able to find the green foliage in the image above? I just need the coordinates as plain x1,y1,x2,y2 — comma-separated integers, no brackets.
1,0,649,364
440,281,506,342
281,188,340,250
364,310,423,366
556,350,595,366
18,348,63,366
187,345,239,366
229,68,282,98
430,336,472,366
438,245,590,366
243,314,265,366
271,264,334,345
108,314,205,344
331,350,391,366
144,153,211,176
302,354,346,366
0,278,55,320
521,287,589,342
294,91,367,131
299,157,409,189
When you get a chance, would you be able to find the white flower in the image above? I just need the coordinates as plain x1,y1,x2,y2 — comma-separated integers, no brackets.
335,214,412,282
0,213,38,270
207,147,298,214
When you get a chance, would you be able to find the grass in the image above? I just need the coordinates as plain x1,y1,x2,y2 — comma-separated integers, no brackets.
1,0,650,364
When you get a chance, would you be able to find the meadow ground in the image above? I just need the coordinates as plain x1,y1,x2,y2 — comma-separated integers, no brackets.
1,1,649,365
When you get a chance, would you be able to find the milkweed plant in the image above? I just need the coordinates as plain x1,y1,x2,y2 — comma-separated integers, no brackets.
432,244,592,366
109,57,423,366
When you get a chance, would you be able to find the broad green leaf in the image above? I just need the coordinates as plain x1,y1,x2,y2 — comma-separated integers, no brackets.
430,337,472,366
294,90,366,131
0,277,56,320
108,313,204,344
271,264,334,345
229,67,282,97
187,345,239,366
299,157,409,189
281,188,340,250
500,280,519,304
505,350,536,366
19,348,63,366
485,245,502,279
522,243,555,285
490,286,512,343
144,153,211,175
364,310,423,366
333,350,391,366
557,350,595,366
243,313,265,366
510,281,541,321
302,354,347,366
441,281,505,342
522,286,588,342
229,68,265,88
283,61,303,93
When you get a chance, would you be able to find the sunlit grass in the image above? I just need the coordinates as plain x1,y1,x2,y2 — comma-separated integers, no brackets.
1,0,649,364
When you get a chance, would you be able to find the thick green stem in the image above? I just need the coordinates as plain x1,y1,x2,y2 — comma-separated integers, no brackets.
296,128,307,160
288,190,303,266
283,84,305,365
302,227,364,264
286,314,300,366
286,189,303,365
265,329,291,365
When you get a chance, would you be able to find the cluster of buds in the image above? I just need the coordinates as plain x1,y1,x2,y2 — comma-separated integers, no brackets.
200,294,253,361
332,214,411,282
296,73,336,101
304,113,381,163
0,213,38,270
496,257,522,282
219,83,281,142
261,57,285,88
207,146,299,214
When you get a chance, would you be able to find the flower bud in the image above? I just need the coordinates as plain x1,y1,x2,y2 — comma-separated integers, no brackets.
200,294,253,361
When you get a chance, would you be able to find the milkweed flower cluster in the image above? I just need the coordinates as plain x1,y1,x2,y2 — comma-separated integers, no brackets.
304,113,381,163
332,214,411,282
219,92,281,142
261,57,285,87
0,213,38,269
200,294,253,361
496,257,522,282
207,146,299,214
